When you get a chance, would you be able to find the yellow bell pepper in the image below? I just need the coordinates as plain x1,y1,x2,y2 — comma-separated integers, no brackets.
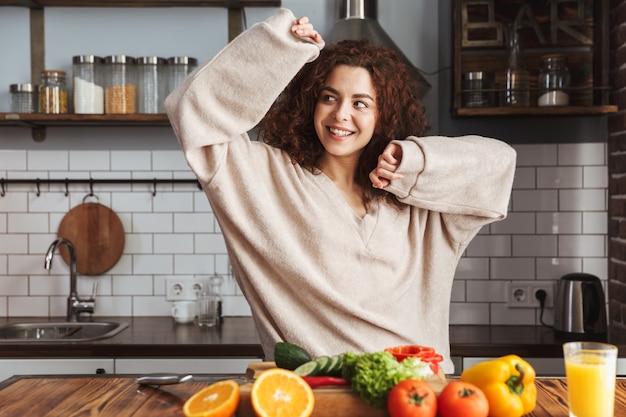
460,354,536,417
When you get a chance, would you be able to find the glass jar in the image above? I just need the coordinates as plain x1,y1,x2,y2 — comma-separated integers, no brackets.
39,70,69,114
9,83,36,113
136,56,166,114
462,71,494,108
537,54,571,107
72,55,104,114
104,55,136,114
166,56,198,95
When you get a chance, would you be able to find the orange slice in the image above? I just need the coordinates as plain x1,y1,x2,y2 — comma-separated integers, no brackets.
251,368,315,417
183,379,240,417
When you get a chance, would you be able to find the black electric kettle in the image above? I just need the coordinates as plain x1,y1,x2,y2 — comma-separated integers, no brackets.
553,273,607,336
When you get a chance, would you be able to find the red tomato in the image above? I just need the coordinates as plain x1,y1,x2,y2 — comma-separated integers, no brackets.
387,379,437,417
437,381,489,417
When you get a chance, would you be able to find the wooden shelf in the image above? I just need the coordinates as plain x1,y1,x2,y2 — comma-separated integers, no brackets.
0,0,280,7
0,113,171,127
451,0,614,118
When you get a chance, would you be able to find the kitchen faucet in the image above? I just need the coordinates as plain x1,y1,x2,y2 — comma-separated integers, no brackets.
44,237,96,322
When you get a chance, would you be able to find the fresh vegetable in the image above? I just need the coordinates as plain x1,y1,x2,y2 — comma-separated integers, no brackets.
301,376,351,388
385,345,444,374
294,354,344,377
341,351,433,409
274,342,312,371
387,379,437,417
437,381,488,417
461,354,536,417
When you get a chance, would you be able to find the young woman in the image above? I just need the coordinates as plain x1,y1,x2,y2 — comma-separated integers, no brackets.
165,9,516,374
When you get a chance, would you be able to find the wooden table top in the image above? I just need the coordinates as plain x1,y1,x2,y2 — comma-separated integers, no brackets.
0,375,624,416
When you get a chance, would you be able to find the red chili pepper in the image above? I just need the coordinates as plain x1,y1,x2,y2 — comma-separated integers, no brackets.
302,376,351,388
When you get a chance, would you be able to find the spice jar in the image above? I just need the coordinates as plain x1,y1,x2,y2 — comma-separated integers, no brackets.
166,56,198,95
104,55,136,114
72,55,104,114
462,71,494,108
537,54,570,107
9,83,36,113
39,70,69,114
136,56,166,114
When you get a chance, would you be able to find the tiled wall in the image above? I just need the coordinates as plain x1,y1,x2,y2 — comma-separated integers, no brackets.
0,142,608,325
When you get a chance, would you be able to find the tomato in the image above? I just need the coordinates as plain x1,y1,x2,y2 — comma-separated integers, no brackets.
387,379,437,417
385,345,444,374
437,381,489,417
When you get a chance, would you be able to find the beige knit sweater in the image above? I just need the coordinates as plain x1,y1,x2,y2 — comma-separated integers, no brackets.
165,9,516,374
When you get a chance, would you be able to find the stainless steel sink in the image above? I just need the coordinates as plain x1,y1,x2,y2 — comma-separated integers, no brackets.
0,321,128,342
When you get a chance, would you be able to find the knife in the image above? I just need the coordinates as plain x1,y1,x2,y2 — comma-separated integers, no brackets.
136,373,251,386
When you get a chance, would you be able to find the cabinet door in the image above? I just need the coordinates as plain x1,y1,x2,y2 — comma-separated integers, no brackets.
115,358,261,375
0,358,114,382
462,357,565,376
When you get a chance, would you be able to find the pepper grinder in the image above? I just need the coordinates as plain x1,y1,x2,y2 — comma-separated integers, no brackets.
209,275,224,324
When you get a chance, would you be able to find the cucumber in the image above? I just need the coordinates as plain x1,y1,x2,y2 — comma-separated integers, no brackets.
325,354,344,376
274,342,313,371
314,356,333,374
294,360,321,376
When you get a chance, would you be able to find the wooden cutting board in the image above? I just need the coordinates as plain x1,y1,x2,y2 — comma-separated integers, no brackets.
236,362,448,417
57,200,125,275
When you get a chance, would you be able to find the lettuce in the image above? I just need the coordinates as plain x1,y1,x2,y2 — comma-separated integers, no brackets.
341,351,433,408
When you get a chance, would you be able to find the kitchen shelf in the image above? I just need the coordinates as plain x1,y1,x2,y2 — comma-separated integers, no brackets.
1,0,281,140
451,0,614,118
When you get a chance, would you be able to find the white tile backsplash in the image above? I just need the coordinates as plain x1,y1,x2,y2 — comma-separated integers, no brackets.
0,143,608,325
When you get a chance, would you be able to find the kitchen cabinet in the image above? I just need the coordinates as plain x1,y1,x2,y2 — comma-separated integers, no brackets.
115,357,260,375
0,358,114,382
460,356,626,377
451,0,616,117
0,0,281,141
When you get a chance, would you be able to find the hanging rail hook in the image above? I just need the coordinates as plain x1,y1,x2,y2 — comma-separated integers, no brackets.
89,178,94,197
64,178,70,197
152,178,157,197
0,178,5,197
36,178,41,197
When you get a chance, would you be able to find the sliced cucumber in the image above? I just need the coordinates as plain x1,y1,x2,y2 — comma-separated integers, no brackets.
294,360,321,376
325,354,343,376
314,356,332,374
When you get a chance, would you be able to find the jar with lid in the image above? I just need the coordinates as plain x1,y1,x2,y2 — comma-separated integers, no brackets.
39,70,69,114
537,54,570,107
104,55,136,114
9,83,36,113
166,56,198,95
136,56,166,114
462,71,494,108
72,55,104,114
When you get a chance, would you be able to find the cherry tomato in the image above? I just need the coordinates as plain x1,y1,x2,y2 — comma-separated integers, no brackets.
387,379,437,417
437,381,489,417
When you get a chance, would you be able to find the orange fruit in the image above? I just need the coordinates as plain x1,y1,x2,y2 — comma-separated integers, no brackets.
251,368,315,417
183,379,240,417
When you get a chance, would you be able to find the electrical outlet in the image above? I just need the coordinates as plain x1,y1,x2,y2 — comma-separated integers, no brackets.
166,277,207,301
506,281,554,308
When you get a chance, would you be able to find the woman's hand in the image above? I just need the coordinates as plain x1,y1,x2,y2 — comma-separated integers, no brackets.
291,16,324,45
369,143,404,189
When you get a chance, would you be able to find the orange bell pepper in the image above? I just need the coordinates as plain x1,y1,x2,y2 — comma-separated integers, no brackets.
460,354,536,417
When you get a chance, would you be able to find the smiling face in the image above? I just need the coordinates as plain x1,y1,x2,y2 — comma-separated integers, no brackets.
314,65,378,164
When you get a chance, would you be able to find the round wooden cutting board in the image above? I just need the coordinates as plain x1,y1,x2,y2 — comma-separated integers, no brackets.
57,201,125,275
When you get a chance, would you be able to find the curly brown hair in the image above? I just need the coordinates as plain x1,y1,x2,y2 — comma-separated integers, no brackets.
258,39,429,207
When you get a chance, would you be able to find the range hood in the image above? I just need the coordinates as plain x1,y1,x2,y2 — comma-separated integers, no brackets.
325,0,431,95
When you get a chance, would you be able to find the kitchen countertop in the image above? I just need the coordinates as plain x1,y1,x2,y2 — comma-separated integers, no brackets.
0,316,623,359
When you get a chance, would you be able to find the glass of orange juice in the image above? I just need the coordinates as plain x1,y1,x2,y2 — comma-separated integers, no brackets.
563,341,618,417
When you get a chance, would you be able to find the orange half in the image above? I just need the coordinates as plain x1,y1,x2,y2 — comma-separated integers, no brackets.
183,379,240,417
251,368,315,417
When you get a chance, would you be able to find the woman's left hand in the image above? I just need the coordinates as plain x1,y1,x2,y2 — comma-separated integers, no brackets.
291,16,324,45
369,143,404,188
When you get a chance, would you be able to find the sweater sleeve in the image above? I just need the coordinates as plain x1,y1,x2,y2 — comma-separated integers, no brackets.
164,8,323,183
385,135,516,221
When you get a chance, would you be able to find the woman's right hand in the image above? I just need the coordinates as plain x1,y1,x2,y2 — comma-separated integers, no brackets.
291,16,324,45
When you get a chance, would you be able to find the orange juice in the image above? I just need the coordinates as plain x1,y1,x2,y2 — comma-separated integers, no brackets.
565,353,616,417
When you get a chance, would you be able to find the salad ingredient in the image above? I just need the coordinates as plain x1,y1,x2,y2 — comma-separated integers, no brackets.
342,351,433,409
385,345,444,374
294,353,344,377
437,381,488,417
274,342,313,370
461,354,536,417
301,376,351,388
387,379,437,417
